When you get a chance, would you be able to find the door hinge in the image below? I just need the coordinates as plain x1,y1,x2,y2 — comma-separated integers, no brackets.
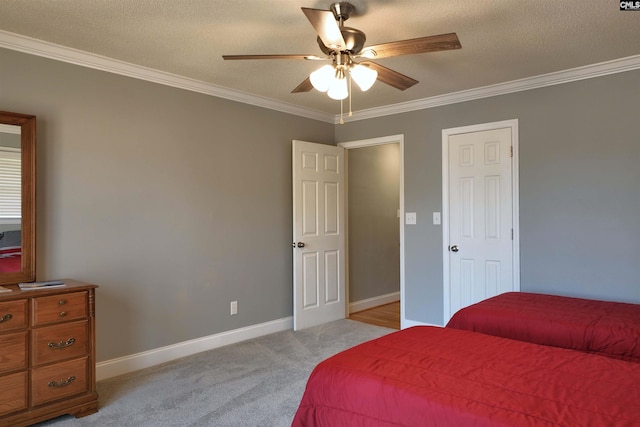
511,229,514,240
510,146,513,157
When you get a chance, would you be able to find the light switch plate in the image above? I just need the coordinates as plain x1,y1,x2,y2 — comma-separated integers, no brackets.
433,212,441,225
406,212,417,225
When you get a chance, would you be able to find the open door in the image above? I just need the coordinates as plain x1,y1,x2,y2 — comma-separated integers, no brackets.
292,140,345,330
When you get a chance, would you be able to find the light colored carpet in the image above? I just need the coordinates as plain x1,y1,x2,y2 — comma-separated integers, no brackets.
35,319,393,427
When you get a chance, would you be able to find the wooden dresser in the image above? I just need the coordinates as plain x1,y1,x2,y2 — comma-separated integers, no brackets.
0,280,98,426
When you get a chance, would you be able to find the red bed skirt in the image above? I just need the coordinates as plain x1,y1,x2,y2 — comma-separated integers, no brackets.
292,326,640,427
446,292,640,362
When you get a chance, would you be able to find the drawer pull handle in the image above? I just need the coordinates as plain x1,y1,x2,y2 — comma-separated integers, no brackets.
59,311,67,317
48,376,76,388
48,337,76,349
0,313,12,323
59,299,67,305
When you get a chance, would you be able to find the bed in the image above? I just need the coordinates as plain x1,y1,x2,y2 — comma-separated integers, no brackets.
0,230,21,273
0,246,21,272
292,326,640,427
446,292,640,362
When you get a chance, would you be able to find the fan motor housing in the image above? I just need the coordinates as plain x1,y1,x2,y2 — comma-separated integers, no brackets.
317,27,366,55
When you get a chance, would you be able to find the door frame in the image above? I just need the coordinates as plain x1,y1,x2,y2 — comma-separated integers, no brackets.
338,134,406,328
441,119,520,324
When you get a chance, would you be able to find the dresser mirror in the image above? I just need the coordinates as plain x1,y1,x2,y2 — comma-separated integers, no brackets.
0,111,35,285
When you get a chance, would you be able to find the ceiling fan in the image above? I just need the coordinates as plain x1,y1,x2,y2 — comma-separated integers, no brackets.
222,2,461,102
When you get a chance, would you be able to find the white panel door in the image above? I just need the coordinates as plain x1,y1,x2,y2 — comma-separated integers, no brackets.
292,140,345,330
446,126,515,321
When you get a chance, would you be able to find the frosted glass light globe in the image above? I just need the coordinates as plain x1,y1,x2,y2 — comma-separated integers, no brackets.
309,65,334,92
327,77,348,100
351,64,377,91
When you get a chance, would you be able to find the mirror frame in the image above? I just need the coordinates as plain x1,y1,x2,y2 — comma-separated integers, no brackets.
0,111,36,285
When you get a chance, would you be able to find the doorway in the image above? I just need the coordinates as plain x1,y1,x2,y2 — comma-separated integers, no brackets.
340,135,404,328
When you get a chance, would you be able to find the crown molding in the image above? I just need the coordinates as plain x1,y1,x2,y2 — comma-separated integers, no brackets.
341,54,640,123
0,30,335,123
2,30,639,126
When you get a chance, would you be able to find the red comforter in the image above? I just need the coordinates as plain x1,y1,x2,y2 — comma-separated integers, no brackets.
0,247,21,273
292,326,640,427
446,292,640,362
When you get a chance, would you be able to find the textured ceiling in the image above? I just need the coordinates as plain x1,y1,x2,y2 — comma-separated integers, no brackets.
1,0,639,115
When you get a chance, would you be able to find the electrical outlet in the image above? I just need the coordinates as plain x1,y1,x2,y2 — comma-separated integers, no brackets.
230,300,238,315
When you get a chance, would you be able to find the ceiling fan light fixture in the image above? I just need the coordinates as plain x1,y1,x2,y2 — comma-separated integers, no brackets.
310,64,335,92
224,3,462,108
350,63,377,91
327,75,348,100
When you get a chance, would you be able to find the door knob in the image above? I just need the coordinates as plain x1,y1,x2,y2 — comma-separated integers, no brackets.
450,245,459,252
297,242,305,248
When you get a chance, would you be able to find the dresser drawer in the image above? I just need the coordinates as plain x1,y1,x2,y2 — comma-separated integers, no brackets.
0,331,27,373
32,320,89,366
32,291,87,326
0,371,28,417
0,299,27,332
31,357,89,406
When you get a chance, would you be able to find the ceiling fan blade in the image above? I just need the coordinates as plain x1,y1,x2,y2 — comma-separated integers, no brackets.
301,7,346,51
361,61,418,91
361,33,461,59
291,77,314,93
222,54,324,60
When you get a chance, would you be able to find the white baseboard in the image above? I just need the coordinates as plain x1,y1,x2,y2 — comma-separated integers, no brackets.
349,292,400,314
96,316,293,381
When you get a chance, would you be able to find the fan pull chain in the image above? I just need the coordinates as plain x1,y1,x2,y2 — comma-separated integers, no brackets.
349,75,353,117
339,98,344,125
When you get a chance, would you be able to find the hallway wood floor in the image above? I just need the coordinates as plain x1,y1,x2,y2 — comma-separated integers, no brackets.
349,301,400,330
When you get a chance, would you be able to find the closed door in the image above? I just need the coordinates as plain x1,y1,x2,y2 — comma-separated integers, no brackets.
443,122,519,322
292,140,345,330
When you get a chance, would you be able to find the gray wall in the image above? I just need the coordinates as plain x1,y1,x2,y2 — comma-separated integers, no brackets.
347,144,400,302
3,44,639,355
337,69,640,325
1,48,334,361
